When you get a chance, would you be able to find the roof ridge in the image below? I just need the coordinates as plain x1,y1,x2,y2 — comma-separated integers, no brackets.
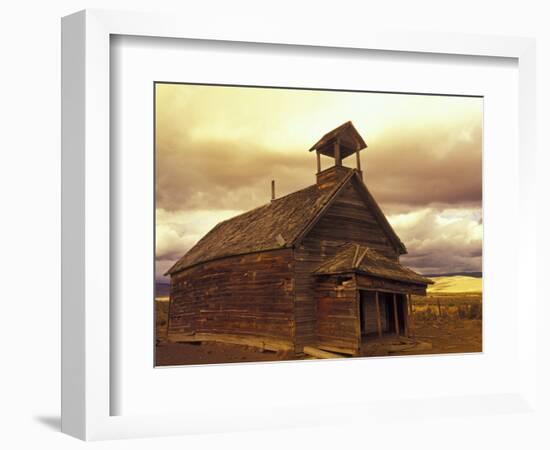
271,183,318,202
349,176,407,255
165,175,348,275
213,183,318,226
314,243,433,286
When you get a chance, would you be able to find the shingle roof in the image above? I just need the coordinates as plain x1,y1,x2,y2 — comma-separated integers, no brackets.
165,170,355,275
315,243,433,286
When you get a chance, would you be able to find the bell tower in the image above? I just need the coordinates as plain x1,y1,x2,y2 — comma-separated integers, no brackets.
309,121,367,186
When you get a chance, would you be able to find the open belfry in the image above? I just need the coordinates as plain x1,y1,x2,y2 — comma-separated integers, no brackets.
166,121,433,356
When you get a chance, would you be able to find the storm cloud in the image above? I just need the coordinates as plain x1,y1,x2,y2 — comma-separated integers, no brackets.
389,208,482,274
155,84,483,280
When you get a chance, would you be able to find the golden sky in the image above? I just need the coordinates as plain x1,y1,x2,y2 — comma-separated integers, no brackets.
155,83,483,281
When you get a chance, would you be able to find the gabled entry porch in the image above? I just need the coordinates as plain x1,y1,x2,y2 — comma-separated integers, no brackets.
313,243,433,356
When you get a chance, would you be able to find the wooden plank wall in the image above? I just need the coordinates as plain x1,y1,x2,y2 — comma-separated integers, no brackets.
321,182,399,259
315,275,359,354
294,182,400,351
167,249,295,349
356,274,427,295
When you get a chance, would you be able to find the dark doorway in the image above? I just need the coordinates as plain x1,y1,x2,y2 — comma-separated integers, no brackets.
385,293,406,335
396,294,406,334
385,294,397,333
359,291,389,336
359,291,406,337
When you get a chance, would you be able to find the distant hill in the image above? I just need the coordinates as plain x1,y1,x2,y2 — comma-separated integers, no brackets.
422,271,482,278
427,276,482,294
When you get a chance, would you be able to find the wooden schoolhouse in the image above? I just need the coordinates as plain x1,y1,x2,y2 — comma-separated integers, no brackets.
165,121,433,356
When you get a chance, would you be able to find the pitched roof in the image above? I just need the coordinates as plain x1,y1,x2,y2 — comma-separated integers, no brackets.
349,175,407,255
315,243,433,286
166,170,355,275
309,121,367,159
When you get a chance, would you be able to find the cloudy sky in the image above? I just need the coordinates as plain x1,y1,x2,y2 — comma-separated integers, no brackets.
155,83,482,282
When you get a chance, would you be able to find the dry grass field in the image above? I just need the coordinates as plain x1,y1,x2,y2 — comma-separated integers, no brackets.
395,292,482,356
390,275,482,356
155,276,482,365
427,275,482,294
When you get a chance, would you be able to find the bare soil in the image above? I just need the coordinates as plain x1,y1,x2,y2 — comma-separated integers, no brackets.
155,318,481,366
391,318,482,356
155,341,303,366
155,293,482,366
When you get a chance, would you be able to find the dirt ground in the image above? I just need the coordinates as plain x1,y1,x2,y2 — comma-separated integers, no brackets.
391,318,482,356
155,318,482,366
155,294,482,366
155,341,302,366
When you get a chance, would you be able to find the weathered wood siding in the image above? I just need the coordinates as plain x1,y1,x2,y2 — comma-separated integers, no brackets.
316,182,398,259
167,249,295,349
315,275,359,354
293,180,400,350
356,274,427,295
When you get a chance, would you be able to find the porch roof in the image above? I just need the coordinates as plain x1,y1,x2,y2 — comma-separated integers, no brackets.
314,243,434,286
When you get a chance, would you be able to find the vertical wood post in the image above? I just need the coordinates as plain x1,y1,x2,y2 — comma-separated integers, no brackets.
375,291,382,337
356,149,362,179
316,150,321,173
402,294,409,337
408,293,416,340
334,139,341,166
356,289,362,353
271,180,275,201
393,293,400,336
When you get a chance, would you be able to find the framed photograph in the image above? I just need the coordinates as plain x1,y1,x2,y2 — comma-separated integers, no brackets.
62,9,538,441
154,83,482,366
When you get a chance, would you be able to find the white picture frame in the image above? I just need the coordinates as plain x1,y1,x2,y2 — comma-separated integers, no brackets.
61,9,538,441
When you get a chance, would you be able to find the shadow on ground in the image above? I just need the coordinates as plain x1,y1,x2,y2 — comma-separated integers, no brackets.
34,415,61,431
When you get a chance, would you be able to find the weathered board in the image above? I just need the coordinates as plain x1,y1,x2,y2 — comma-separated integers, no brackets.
310,181,399,260
314,275,360,355
293,177,401,350
167,248,295,350
356,273,427,295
